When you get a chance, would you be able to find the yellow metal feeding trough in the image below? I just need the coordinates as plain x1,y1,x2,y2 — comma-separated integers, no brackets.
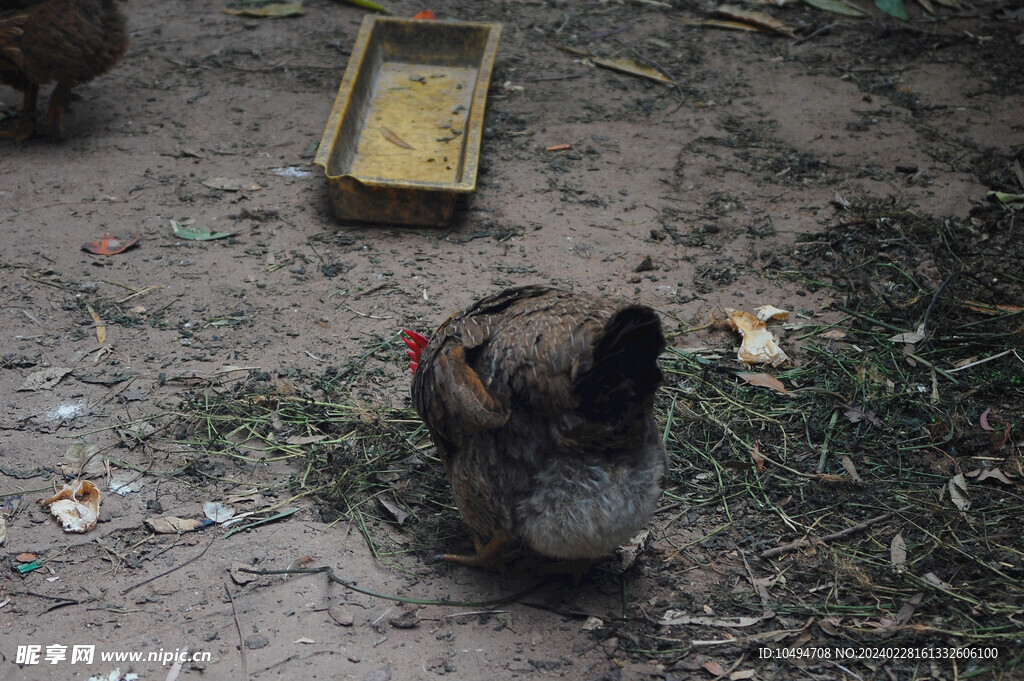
314,16,502,227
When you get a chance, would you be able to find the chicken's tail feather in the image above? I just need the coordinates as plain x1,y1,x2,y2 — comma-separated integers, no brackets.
574,306,665,418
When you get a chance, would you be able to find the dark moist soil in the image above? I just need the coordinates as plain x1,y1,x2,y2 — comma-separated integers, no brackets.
2,1,1022,679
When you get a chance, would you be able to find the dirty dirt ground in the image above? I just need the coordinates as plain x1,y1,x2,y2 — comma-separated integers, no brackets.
1,0,1023,679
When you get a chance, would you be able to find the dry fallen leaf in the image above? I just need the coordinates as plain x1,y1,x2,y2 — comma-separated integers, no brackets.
896,592,924,625
819,328,847,341
329,605,355,626
381,126,414,149
591,57,675,86
840,456,863,482
979,407,993,431
888,322,926,345
18,366,73,391
60,443,106,478
616,528,649,571
714,5,798,37
844,405,883,427
890,532,907,568
82,235,139,256
378,496,409,524
230,562,258,585
703,661,726,676
145,515,208,534
738,372,789,394
660,611,766,627
948,473,971,511
965,468,1015,485
751,442,766,472
86,303,106,344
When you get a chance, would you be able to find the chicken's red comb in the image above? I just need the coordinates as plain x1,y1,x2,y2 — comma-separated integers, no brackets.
402,329,430,373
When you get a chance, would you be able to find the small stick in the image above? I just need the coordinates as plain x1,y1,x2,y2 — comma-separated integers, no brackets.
122,535,215,594
225,583,249,681
760,506,913,559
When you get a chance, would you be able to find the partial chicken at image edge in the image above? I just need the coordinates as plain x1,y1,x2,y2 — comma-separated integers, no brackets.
405,284,668,571
0,0,128,140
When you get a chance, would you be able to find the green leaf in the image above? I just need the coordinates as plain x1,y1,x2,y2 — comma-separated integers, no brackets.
875,0,909,19
988,191,1024,205
224,2,305,18
333,0,393,14
171,220,238,241
803,0,865,16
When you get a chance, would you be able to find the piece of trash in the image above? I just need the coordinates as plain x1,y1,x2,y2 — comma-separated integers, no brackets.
546,143,571,152
755,304,789,322
204,501,236,523
108,471,144,496
591,57,675,86
582,616,603,631
270,166,310,178
82,235,139,256
48,403,84,421
16,560,44,575
145,515,210,534
726,308,789,366
413,9,434,19
380,126,414,149
41,480,101,533
16,552,36,563
171,219,238,241
61,443,106,478
202,177,263,192
224,2,305,18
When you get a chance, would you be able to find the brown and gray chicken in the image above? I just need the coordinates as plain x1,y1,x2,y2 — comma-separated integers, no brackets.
0,0,128,140
404,285,667,568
